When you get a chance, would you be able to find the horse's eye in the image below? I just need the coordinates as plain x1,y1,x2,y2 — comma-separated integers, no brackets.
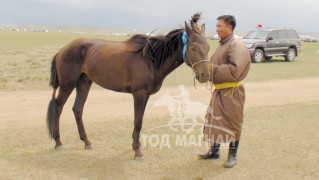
190,45,196,51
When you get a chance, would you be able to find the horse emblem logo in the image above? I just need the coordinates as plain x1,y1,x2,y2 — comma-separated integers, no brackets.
153,85,207,134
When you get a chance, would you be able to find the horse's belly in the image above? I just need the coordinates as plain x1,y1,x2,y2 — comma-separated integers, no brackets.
95,75,130,93
83,63,131,93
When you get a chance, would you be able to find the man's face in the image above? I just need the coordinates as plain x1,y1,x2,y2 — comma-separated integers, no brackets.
216,20,233,39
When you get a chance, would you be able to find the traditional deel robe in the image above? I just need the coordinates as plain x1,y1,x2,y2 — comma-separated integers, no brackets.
203,34,251,143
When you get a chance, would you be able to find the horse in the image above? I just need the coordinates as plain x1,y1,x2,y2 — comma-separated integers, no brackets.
46,13,210,160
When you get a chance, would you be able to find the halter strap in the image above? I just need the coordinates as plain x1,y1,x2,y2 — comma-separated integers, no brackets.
182,31,210,89
188,59,209,89
189,59,209,70
182,31,208,69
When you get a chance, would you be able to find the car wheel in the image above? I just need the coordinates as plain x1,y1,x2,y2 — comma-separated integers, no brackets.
285,48,296,62
252,49,264,63
265,56,272,60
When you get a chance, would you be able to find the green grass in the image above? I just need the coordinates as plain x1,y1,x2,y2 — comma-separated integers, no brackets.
0,31,319,91
0,31,130,91
246,42,319,82
0,31,129,49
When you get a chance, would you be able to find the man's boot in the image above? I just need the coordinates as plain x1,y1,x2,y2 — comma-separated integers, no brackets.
198,144,220,160
224,141,239,168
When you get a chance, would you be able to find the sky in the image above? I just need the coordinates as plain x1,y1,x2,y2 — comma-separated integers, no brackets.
1,0,319,33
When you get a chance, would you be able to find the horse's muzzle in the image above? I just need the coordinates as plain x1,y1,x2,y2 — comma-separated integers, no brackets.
196,72,210,83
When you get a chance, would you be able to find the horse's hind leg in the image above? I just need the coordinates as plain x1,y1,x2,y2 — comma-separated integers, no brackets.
72,74,93,149
54,86,74,149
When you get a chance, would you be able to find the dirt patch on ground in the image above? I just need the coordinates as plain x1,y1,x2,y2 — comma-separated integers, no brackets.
1,77,319,129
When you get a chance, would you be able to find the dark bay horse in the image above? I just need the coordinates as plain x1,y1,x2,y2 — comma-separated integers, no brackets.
47,13,210,160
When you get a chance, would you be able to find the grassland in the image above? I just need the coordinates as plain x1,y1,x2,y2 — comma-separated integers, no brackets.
1,31,319,91
0,31,319,179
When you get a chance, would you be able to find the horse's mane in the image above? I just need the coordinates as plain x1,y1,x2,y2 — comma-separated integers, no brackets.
126,12,203,68
127,28,184,68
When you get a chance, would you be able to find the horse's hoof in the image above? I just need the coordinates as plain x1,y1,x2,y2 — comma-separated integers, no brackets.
55,145,63,150
134,155,144,161
84,144,93,150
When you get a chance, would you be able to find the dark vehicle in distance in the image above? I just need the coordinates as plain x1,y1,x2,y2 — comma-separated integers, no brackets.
243,28,302,63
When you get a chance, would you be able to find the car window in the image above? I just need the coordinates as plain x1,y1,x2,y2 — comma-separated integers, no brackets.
244,30,269,39
287,30,299,39
268,31,278,40
278,30,287,39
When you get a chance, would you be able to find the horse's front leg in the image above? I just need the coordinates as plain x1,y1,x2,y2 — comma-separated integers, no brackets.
132,91,150,160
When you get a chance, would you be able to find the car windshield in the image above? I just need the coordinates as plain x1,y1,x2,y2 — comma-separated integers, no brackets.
244,30,269,40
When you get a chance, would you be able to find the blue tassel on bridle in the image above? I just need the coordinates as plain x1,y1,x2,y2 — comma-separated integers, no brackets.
182,31,188,61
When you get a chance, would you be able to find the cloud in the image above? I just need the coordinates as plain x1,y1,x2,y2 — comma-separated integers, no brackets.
28,0,95,9
0,0,318,32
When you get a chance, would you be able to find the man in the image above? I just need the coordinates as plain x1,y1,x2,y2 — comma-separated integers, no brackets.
198,15,251,168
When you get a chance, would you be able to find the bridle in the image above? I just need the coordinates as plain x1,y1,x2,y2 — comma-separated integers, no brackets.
188,59,210,89
188,59,209,72
182,31,210,89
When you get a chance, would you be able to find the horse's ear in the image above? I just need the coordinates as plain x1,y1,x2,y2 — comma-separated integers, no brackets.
185,21,192,34
200,23,206,35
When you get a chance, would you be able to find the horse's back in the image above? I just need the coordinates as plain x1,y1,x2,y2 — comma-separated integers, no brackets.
56,38,94,63
56,37,130,68
55,37,157,93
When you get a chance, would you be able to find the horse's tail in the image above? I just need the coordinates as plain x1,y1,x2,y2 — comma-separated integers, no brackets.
47,98,58,139
49,53,59,89
47,53,59,139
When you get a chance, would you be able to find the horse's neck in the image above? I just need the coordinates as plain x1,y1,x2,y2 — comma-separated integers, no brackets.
156,46,184,81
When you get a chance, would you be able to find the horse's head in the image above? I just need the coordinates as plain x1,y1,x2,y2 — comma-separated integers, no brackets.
183,13,210,83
